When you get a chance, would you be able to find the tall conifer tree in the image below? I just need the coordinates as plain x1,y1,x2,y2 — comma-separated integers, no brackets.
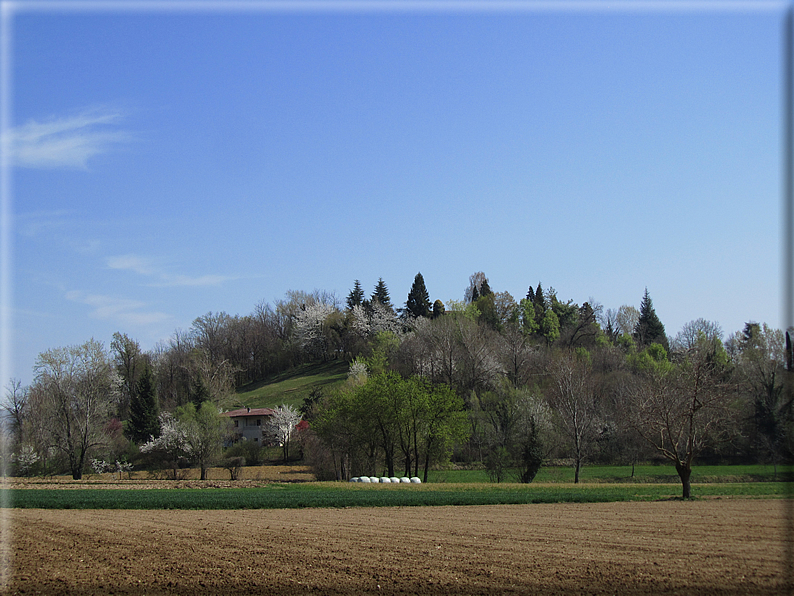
346,280,364,310
190,374,209,408
634,288,668,349
405,272,431,318
372,278,392,310
128,364,160,444
532,282,547,328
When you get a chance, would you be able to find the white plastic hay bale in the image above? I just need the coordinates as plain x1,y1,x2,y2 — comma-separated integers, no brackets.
399,477,411,483
389,477,400,483
379,477,391,483
410,477,421,483
369,476,379,483
360,476,371,483
350,477,358,482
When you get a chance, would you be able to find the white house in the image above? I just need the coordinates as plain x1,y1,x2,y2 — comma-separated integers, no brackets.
221,407,274,443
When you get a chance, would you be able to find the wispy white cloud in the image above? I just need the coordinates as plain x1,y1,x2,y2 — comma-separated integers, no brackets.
106,254,155,276
4,107,131,169
106,254,233,287
15,210,74,237
155,274,231,287
65,290,171,327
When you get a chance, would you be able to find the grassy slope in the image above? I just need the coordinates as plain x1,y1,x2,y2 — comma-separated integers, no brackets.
234,360,348,410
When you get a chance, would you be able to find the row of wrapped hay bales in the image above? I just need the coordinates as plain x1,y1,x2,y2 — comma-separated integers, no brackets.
349,476,421,483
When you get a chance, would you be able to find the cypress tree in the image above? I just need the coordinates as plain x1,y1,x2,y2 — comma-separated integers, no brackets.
533,283,546,313
405,272,431,318
634,288,668,349
128,364,160,444
480,278,493,297
532,282,546,328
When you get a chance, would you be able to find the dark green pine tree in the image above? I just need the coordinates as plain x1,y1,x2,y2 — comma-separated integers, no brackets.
405,272,431,318
432,299,446,319
190,374,209,408
526,285,535,302
533,282,546,312
479,278,493,297
372,278,392,310
346,280,365,310
128,364,160,444
633,288,668,349
532,282,546,328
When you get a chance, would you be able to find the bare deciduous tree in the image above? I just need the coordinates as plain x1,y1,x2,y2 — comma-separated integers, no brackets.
498,324,536,389
30,339,117,480
671,319,723,352
629,335,733,497
545,354,599,483
110,332,146,420
2,378,28,445
616,305,640,337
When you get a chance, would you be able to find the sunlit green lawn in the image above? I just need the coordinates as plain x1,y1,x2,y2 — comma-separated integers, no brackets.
235,361,348,410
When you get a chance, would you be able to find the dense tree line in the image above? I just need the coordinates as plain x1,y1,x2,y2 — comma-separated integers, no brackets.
3,272,793,495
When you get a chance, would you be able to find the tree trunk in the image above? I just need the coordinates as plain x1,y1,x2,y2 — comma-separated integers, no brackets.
71,449,85,480
574,458,581,484
384,448,395,477
675,462,692,498
200,464,207,481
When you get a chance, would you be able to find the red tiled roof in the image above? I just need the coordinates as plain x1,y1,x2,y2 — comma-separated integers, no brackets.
221,408,274,418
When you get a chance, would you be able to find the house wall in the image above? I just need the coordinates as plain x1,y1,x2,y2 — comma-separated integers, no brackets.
231,416,265,443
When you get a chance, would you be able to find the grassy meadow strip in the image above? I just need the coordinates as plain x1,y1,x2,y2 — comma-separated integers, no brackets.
429,464,793,484
3,482,788,510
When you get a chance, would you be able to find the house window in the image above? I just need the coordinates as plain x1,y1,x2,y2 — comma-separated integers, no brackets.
257,419,261,426
234,420,238,428
253,438,258,443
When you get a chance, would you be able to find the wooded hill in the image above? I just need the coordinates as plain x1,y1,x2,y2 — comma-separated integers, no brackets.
7,272,793,497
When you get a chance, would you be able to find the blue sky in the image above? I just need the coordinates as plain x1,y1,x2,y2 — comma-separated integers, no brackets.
2,1,787,386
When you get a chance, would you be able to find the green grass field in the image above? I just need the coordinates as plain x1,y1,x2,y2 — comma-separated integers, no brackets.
235,360,348,409
4,481,789,510
429,464,793,484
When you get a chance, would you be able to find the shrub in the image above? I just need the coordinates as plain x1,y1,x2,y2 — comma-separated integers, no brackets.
301,430,339,481
485,446,510,483
222,456,246,480
12,446,40,477
224,441,264,466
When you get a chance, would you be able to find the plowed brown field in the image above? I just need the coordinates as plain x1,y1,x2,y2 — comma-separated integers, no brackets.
4,499,791,595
